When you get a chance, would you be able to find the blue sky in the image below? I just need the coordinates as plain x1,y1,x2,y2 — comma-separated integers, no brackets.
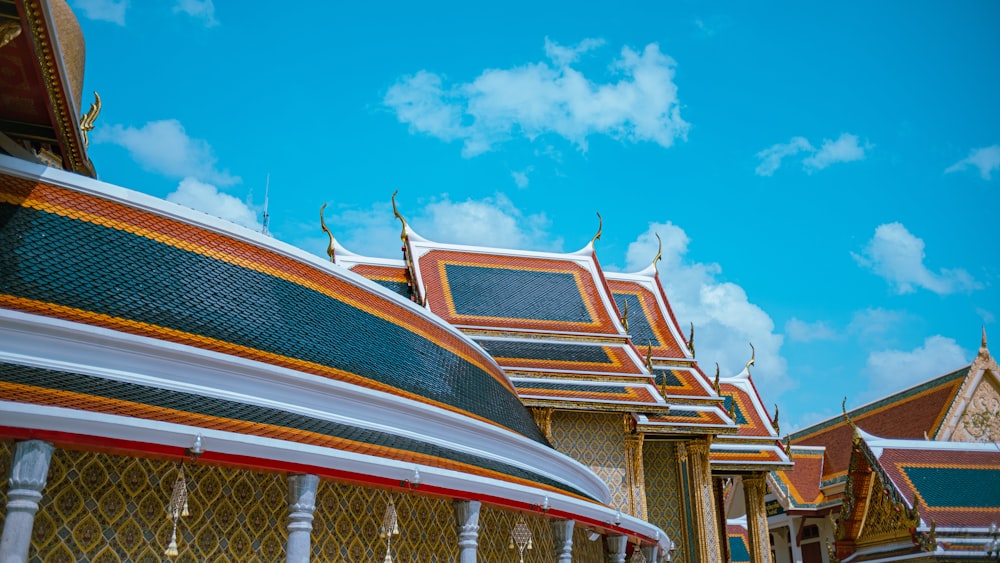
74,0,999,431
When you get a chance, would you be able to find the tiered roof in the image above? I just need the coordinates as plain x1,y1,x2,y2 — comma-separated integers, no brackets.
773,332,999,522
834,429,1000,562
333,205,741,428
710,363,792,471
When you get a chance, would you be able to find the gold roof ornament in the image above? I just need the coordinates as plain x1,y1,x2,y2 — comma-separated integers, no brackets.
379,496,400,563
745,342,756,375
978,325,990,360
645,340,654,372
164,464,190,558
590,212,603,246
621,299,630,334
727,393,736,421
391,190,408,242
687,322,695,357
842,397,861,441
0,21,22,49
509,515,534,563
713,363,721,395
319,202,335,262
79,92,101,148
652,232,662,269
772,403,780,436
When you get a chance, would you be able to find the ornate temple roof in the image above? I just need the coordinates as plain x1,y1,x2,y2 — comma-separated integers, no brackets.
1,157,659,531
711,364,792,471
0,0,95,176
834,429,1000,562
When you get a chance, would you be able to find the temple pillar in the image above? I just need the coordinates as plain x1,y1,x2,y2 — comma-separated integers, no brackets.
285,474,320,563
743,473,772,563
714,477,730,563
551,518,574,562
641,544,660,562
685,438,723,563
0,440,54,563
623,415,647,519
452,499,480,563
607,534,628,563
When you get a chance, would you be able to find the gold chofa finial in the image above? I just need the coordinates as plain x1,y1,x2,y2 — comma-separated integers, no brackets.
713,363,721,395
621,299,630,334
653,233,663,269
391,190,408,242
842,397,860,438
745,342,755,374
645,340,654,371
319,203,335,262
980,325,990,360
0,21,22,49
687,322,695,357
772,403,780,436
591,212,602,245
80,92,102,148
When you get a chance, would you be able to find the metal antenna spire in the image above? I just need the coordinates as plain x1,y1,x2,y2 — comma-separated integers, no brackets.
261,173,271,236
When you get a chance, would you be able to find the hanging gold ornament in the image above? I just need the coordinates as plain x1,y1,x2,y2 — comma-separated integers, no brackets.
379,497,400,562
164,464,190,558
510,516,534,563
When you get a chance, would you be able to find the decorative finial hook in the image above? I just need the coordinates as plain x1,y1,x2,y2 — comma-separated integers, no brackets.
319,202,335,262
645,340,654,372
391,190,408,242
652,232,663,269
772,403,780,436
80,92,102,148
713,363,721,395
842,397,859,437
745,342,755,373
687,322,695,357
621,299,630,333
590,212,603,245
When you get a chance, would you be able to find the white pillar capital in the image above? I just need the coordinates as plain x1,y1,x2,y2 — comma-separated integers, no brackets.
285,474,320,563
551,518,574,562
0,440,55,563
607,534,628,563
453,499,481,563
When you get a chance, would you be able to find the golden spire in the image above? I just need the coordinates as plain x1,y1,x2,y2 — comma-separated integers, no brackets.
772,403,780,436
590,212,603,246
687,322,695,357
727,393,736,421
621,299,630,333
652,233,663,268
319,203,335,262
713,362,721,395
391,190,408,242
79,92,102,148
745,342,756,374
979,325,990,360
645,340,654,371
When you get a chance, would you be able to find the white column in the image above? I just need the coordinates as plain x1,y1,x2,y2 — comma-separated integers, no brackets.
641,544,659,562
607,534,628,563
0,440,54,563
452,499,481,563
285,474,320,563
551,518,574,562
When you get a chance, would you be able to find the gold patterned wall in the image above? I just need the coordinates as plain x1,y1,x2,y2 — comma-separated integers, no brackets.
0,441,612,562
24,448,287,562
643,440,687,563
549,411,629,512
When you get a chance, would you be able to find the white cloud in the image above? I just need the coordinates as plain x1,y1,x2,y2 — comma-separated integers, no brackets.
93,119,239,186
511,166,534,188
851,222,980,295
848,308,909,341
320,194,563,258
73,0,128,25
754,137,813,176
625,223,791,397
173,0,218,26
785,318,838,342
385,39,689,157
864,335,968,397
803,133,869,171
755,133,869,176
166,178,260,230
945,145,1000,180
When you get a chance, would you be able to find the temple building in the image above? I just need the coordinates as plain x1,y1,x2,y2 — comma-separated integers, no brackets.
0,1,793,561
767,333,1000,562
